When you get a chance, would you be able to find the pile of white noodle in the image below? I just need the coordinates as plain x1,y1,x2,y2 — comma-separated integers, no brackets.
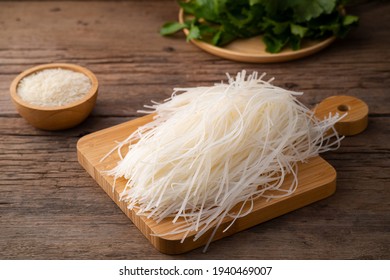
104,71,344,251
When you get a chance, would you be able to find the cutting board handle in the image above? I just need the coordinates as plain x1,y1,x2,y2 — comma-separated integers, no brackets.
314,95,368,136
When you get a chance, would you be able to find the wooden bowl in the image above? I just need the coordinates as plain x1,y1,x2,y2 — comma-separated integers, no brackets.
10,63,98,131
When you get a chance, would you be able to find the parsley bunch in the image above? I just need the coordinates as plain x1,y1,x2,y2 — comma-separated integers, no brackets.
160,0,358,53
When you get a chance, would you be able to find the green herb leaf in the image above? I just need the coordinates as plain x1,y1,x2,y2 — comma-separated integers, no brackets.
160,22,187,36
289,0,337,22
187,24,201,41
290,35,302,50
290,23,308,38
343,15,359,26
212,28,236,45
263,34,288,53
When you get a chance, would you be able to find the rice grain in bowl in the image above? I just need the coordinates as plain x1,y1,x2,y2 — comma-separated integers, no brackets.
10,63,98,130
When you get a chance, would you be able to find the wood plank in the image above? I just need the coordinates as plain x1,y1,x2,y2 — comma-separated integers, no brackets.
0,119,388,258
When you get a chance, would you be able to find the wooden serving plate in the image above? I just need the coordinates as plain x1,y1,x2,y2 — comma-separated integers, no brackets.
77,96,368,254
178,9,336,63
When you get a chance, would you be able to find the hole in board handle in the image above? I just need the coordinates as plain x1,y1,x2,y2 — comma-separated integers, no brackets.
337,104,349,112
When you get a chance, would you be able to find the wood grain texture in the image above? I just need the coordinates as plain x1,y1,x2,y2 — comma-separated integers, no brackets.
314,96,369,135
0,0,389,259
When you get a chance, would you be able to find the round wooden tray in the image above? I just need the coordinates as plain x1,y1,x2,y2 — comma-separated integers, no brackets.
179,9,336,63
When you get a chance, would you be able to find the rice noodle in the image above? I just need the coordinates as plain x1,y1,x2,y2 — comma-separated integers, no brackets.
104,71,344,251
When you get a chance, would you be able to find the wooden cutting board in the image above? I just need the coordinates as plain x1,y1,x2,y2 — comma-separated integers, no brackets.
77,95,368,254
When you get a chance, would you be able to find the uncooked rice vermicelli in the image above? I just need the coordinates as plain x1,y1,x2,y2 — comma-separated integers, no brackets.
104,71,344,251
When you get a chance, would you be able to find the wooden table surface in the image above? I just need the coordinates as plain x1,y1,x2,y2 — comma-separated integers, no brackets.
0,1,389,260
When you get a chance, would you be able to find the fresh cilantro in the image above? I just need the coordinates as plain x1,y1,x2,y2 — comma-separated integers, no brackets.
161,0,358,53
